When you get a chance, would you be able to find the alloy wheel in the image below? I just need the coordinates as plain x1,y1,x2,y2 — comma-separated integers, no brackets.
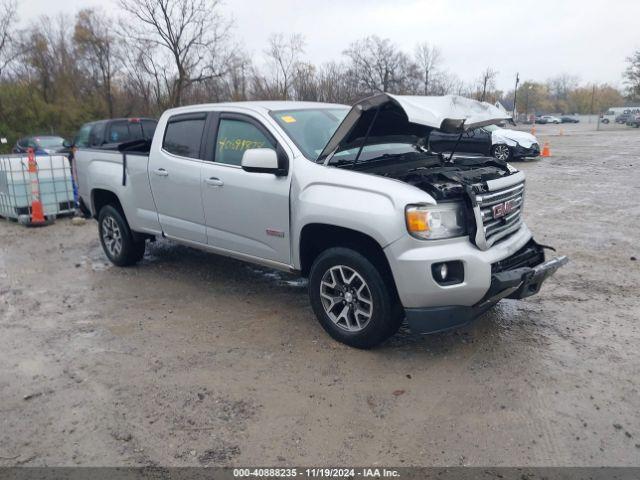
101,215,123,258
493,144,510,160
320,265,373,332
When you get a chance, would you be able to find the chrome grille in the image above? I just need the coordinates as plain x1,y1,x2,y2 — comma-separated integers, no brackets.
473,180,525,250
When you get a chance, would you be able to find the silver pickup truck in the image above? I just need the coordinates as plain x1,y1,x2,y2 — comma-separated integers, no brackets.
75,93,567,348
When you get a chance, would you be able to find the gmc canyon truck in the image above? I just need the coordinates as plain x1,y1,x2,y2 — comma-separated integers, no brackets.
75,94,567,348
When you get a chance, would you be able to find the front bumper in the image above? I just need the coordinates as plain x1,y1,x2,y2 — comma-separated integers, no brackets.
512,143,540,159
404,241,568,334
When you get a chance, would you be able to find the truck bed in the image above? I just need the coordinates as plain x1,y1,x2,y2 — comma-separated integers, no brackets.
74,145,158,234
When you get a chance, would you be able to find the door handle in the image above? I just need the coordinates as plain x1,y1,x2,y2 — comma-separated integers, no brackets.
205,177,224,187
153,168,169,177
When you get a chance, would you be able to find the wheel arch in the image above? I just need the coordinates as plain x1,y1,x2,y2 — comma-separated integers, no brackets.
298,223,400,302
91,188,124,219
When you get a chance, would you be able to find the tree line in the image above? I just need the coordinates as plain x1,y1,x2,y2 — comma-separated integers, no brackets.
0,0,633,150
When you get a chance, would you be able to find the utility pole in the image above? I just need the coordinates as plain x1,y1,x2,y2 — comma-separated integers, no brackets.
590,84,597,116
512,73,520,121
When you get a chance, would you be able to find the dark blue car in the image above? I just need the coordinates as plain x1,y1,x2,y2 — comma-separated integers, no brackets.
13,135,72,155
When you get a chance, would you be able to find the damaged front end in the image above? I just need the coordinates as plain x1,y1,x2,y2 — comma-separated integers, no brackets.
320,93,568,331
405,240,568,334
318,92,551,250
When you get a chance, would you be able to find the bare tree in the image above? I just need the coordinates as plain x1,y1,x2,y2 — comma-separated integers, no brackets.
435,71,466,96
74,9,120,117
343,36,411,94
414,42,441,95
264,33,305,100
120,40,161,114
224,50,251,101
623,50,640,101
546,74,579,112
476,67,498,102
292,62,319,101
0,0,17,78
118,0,232,107
313,61,356,104
19,16,81,104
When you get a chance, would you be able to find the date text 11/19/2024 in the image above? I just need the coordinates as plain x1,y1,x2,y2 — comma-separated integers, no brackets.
232,468,401,478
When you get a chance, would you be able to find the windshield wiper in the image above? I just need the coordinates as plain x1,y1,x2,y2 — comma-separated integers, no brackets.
332,153,403,169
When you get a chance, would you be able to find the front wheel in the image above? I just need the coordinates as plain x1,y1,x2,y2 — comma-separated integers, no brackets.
492,144,512,161
308,247,403,349
98,205,145,266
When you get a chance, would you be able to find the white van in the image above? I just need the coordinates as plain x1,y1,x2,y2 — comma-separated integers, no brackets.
601,107,640,124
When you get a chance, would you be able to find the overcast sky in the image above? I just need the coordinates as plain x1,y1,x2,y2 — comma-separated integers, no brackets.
16,0,640,91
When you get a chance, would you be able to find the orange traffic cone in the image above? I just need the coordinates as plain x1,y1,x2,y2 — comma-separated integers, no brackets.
541,142,551,157
531,126,536,135
27,148,46,225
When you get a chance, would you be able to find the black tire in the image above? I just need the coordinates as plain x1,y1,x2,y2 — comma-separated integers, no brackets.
308,247,403,349
98,205,145,267
491,144,512,161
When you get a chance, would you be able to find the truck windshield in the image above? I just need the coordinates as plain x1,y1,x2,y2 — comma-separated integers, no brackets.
271,108,349,160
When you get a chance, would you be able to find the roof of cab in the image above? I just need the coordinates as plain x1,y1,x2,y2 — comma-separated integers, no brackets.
164,100,349,116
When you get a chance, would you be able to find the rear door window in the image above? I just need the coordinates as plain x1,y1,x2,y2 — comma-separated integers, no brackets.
107,121,130,143
162,114,206,159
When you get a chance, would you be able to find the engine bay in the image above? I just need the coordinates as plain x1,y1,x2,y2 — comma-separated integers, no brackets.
346,152,517,200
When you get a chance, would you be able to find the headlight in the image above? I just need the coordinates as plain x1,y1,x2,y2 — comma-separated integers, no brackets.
405,203,467,240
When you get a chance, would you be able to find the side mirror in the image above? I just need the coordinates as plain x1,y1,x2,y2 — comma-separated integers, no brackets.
241,148,284,175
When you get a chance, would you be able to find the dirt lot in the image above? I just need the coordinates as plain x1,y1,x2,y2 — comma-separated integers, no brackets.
1,122,639,467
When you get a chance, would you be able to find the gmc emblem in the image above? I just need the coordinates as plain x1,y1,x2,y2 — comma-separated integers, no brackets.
492,199,515,219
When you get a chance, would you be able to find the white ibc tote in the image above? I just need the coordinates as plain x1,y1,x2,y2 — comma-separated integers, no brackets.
0,154,75,220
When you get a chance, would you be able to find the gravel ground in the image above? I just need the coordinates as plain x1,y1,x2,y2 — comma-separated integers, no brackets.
0,122,639,467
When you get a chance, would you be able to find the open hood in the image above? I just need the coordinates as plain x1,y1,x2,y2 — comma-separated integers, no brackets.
318,93,512,163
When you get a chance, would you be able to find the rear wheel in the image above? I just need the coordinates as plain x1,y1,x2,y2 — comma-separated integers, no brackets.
98,205,145,266
308,247,403,349
492,144,511,161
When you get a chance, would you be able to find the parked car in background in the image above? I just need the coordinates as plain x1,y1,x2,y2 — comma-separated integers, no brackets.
538,115,561,124
75,94,566,348
615,113,636,124
74,117,157,150
626,115,640,128
430,124,540,160
12,135,72,155
560,115,579,123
